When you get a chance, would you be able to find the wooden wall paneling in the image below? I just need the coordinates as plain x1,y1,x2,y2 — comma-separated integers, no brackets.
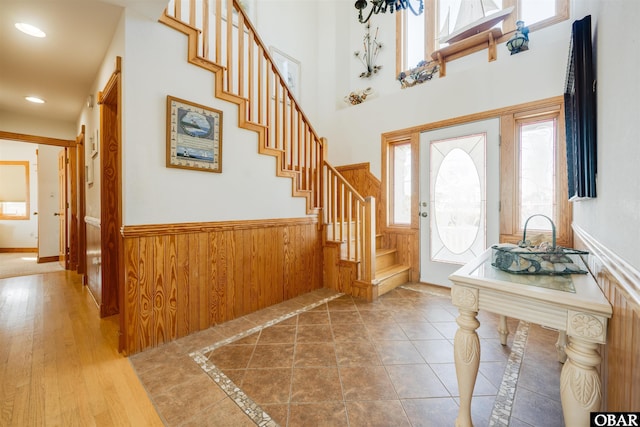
165,234,178,341
244,229,255,314
226,231,243,319
574,226,640,412
198,232,209,330
153,235,166,346
123,237,139,354
85,220,102,306
283,226,293,300
208,231,219,325
120,218,323,354
187,233,200,331
138,236,154,350
176,233,190,338
257,227,266,309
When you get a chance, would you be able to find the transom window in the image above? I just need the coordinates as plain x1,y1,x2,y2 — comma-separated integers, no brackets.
397,0,569,74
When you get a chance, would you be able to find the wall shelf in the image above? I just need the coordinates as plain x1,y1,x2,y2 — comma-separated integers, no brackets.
431,28,503,77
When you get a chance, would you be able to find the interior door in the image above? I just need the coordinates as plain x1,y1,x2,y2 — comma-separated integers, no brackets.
419,118,500,287
57,149,67,268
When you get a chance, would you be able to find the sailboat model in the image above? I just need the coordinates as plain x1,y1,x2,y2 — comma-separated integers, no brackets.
439,0,514,44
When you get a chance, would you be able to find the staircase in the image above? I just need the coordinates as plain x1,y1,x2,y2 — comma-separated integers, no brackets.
373,236,411,298
160,0,410,301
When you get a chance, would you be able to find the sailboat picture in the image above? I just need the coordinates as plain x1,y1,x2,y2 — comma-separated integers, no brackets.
439,0,514,44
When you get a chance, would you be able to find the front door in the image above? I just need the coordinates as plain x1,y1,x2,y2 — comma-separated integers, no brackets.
57,149,67,268
419,118,500,287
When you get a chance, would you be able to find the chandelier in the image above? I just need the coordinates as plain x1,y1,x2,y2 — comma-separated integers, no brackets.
354,0,424,24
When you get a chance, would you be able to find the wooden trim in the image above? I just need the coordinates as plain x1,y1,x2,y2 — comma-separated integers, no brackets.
121,217,318,238
37,255,59,263
383,96,565,138
100,56,122,321
0,131,75,148
499,100,572,247
0,248,38,253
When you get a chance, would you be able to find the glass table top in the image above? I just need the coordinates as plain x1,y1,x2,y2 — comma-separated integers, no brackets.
469,257,576,293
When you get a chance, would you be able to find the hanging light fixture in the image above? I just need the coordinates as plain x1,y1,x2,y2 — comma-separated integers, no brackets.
354,0,424,24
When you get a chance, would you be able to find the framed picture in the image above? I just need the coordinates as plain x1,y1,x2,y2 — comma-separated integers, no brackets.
86,157,94,185
166,96,223,173
270,47,301,99
91,129,99,157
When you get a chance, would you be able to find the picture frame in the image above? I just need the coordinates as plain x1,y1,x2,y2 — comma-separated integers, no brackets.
86,157,94,185
270,47,301,99
91,129,99,157
166,96,223,173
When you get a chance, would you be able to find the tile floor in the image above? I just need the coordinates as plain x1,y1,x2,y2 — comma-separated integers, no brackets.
130,284,565,426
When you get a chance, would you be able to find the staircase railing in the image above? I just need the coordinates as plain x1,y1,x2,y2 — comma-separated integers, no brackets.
162,0,376,284
324,162,376,282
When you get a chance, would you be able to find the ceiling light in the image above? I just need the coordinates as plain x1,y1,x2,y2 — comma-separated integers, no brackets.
354,0,423,24
25,96,45,104
15,22,46,38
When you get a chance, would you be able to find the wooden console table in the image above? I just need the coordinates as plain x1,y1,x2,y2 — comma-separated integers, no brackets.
448,248,612,427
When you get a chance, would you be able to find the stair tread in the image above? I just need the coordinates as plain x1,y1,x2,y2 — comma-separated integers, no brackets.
376,248,396,256
376,264,410,276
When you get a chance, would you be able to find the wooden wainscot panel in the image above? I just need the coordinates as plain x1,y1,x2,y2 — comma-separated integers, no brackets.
574,225,640,411
85,216,102,307
121,217,322,354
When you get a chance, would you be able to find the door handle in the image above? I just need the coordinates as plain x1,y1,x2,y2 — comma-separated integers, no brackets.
54,212,61,216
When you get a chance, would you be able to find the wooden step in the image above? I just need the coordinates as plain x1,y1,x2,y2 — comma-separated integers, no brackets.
373,264,411,297
376,248,397,271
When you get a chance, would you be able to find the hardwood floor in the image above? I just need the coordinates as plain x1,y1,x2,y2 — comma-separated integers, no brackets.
0,270,163,426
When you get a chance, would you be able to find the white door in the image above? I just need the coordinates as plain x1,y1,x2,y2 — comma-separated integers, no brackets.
419,118,500,287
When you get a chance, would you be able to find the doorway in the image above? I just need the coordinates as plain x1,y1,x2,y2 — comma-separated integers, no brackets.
419,118,500,287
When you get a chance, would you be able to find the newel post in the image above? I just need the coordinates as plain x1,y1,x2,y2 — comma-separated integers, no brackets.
363,196,376,282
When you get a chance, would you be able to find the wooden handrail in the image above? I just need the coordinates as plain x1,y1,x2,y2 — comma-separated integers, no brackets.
323,161,376,282
162,0,376,284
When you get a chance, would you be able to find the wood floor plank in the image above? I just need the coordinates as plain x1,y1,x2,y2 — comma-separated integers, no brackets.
0,271,163,426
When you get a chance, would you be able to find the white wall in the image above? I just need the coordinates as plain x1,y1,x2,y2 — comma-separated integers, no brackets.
311,2,573,178
0,140,38,248
76,9,126,220
571,0,640,270
119,8,307,226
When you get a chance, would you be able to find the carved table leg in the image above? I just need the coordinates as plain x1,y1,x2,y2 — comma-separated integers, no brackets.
498,315,509,346
560,336,602,427
454,308,480,427
556,331,567,363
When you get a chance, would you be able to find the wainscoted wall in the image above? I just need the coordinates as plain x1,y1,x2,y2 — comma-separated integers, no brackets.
574,225,640,411
85,216,101,307
120,217,322,355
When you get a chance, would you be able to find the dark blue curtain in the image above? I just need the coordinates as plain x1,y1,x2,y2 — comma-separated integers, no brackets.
564,15,597,200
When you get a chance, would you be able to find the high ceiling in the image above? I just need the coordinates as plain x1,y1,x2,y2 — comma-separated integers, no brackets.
0,0,166,125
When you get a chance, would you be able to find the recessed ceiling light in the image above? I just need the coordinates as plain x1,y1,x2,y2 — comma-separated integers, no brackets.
25,96,45,104
15,22,46,38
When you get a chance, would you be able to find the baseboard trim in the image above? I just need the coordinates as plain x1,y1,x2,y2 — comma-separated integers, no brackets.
37,256,59,264
0,248,38,253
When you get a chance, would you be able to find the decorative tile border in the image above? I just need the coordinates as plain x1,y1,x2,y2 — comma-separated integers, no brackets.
189,292,344,426
489,320,530,427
